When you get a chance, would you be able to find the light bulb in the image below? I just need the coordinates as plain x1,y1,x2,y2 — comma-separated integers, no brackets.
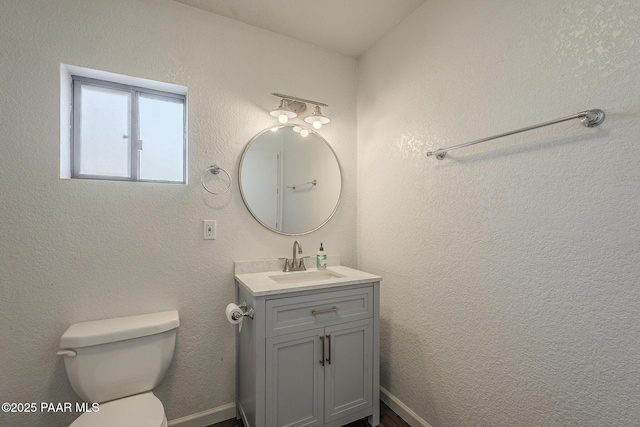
313,120,322,129
300,129,309,137
278,114,288,124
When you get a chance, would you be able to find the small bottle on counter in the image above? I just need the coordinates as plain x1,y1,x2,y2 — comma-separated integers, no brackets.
316,243,327,269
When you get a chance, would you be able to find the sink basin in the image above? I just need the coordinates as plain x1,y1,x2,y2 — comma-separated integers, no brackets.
235,264,382,296
269,269,346,285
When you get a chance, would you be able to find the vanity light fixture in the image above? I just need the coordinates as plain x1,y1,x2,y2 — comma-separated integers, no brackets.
270,99,298,124
305,105,330,129
270,93,329,128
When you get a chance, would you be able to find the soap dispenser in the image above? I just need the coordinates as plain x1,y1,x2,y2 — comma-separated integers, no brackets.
316,243,327,269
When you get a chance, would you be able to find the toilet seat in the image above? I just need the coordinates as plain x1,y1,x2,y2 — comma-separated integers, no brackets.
69,392,166,427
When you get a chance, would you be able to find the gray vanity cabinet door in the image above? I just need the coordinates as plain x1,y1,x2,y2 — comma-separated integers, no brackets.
323,319,373,423
266,328,325,427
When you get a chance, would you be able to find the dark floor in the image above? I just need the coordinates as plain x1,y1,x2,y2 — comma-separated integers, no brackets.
207,402,409,427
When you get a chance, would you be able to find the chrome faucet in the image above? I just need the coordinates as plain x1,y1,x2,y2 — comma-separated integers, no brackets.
280,240,308,272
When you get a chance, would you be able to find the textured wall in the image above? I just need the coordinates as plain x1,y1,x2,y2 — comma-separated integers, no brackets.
357,1,640,426
0,1,357,425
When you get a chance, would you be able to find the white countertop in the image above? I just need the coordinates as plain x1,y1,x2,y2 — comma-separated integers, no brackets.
235,265,382,297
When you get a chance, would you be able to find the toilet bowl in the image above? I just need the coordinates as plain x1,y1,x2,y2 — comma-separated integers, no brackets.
58,310,179,427
69,392,167,427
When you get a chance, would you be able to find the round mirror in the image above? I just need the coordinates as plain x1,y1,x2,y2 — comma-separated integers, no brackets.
239,125,342,235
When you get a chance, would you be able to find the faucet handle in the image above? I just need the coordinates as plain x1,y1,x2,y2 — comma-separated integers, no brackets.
278,257,291,272
298,256,310,270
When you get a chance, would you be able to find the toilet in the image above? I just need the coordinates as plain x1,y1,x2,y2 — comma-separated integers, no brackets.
57,310,180,427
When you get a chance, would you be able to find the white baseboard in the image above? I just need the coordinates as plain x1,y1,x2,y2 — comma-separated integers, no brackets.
380,386,432,427
168,402,236,427
167,388,430,427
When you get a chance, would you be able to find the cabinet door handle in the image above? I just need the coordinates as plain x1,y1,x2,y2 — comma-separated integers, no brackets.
312,306,338,315
319,335,325,366
326,334,332,365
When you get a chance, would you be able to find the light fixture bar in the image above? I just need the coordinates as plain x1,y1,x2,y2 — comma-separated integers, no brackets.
272,93,328,107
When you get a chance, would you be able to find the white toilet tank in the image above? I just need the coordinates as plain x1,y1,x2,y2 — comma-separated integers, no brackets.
59,310,179,404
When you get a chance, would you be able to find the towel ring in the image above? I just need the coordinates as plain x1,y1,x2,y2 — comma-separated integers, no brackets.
201,165,232,195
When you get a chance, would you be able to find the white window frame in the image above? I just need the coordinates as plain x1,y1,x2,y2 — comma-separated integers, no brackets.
61,65,187,184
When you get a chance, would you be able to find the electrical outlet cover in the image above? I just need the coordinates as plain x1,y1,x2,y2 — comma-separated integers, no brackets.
204,220,216,240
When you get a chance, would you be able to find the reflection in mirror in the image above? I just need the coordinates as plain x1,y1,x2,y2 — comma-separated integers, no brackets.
239,125,342,235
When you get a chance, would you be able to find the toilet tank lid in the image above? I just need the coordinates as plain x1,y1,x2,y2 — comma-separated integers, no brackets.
59,310,179,348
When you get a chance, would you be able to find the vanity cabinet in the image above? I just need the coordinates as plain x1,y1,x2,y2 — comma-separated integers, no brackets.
235,280,380,427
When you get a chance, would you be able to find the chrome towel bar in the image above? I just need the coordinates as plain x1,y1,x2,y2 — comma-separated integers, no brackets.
288,179,317,190
427,109,605,160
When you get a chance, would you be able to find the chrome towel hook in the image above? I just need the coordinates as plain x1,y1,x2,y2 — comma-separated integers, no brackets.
201,165,232,195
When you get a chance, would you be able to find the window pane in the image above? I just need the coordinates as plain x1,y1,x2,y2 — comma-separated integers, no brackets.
79,84,131,177
139,94,185,182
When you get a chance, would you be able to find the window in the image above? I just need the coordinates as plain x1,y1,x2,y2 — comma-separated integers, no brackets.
71,75,186,183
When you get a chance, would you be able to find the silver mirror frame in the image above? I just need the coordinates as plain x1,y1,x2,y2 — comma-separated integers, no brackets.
238,125,343,236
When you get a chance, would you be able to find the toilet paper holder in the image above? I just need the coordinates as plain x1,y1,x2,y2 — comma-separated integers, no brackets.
232,301,254,320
